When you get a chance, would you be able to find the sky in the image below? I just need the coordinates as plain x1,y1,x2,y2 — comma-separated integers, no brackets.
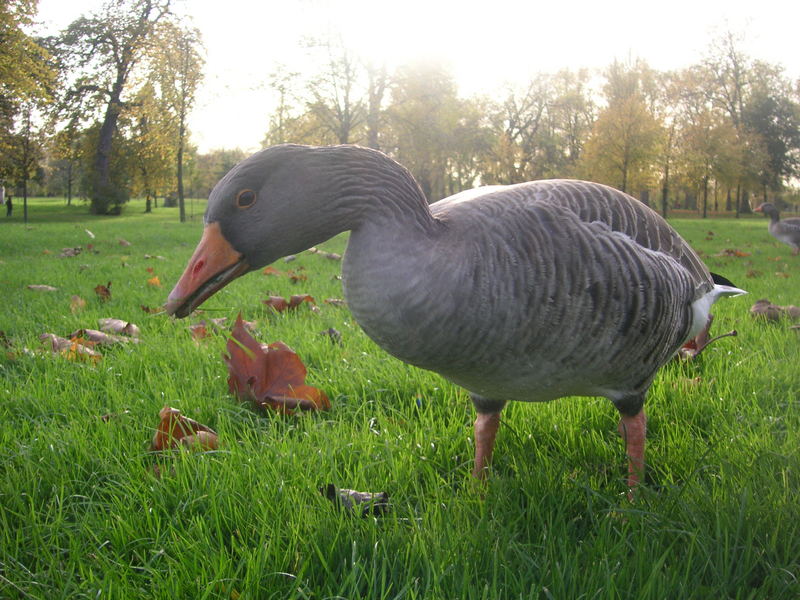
34,0,800,154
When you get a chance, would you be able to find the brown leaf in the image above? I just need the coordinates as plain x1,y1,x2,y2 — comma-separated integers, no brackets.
750,299,800,322
58,247,82,258
224,314,330,414
288,270,307,283
324,298,347,307
150,406,218,451
69,328,133,345
262,295,289,312
262,266,282,276
289,294,315,309
98,318,140,338
140,304,162,314
95,282,112,301
118,238,131,247
40,333,102,363
146,266,155,274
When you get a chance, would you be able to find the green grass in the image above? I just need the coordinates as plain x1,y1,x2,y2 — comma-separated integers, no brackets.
1,198,798,599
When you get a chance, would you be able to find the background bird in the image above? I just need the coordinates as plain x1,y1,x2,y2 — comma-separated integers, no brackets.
754,202,800,255
166,144,745,492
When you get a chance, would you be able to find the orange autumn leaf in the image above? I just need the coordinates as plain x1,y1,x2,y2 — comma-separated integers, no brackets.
95,281,112,301
147,275,161,287
262,266,282,276
150,406,218,451
223,314,330,414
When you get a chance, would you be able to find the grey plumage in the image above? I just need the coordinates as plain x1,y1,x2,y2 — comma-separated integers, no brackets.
755,202,800,255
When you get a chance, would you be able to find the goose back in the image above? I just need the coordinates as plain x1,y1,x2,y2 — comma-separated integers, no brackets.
343,179,710,403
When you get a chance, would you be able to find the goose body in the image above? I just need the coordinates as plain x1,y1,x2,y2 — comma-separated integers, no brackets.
754,202,800,254
166,144,744,490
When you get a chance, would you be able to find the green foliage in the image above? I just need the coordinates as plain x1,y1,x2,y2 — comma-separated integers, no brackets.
0,200,798,598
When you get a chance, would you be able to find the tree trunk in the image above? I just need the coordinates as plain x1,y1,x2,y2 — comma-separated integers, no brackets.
177,118,186,222
92,77,124,213
702,175,708,219
661,163,669,218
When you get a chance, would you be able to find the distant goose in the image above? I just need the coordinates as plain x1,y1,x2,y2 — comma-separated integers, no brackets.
754,202,800,255
166,144,745,492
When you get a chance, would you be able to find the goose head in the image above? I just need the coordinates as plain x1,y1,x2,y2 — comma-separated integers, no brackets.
754,202,779,219
165,144,351,318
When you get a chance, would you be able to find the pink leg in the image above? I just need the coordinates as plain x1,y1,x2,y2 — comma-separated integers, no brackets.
472,411,501,479
617,410,647,495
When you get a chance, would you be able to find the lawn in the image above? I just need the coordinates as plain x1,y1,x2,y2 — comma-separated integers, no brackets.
1,197,798,599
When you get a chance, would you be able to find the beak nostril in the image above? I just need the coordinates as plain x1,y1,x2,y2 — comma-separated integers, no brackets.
192,259,205,276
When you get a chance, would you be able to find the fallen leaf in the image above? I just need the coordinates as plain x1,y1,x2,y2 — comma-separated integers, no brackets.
262,295,289,312
95,282,112,301
58,247,82,258
750,299,800,322
745,269,762,278
98,318,140,338
150,406,218,451
324,298,347,307
262,266,282,276
319,327,342,344
147,275,161,287
70,295,87,313
143,254,165,260
85,229,95,239
714,248,750,257
224,314,330,414
324,252,342,261
146,266,155,274
262,294,316,312
283,255,296,263
27,284,58,292
288,270,307,283
118,238,131,247
40,333,102,363
775,272,791,278
42,249,52,255
320,484,390,517
69,328,136,345
189,322,211,341
140,304,162,314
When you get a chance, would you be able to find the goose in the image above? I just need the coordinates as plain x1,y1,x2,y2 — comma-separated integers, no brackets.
754,202,800,255
165,144,745,491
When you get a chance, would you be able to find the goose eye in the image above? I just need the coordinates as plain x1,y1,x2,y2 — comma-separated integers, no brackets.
236,189,256,209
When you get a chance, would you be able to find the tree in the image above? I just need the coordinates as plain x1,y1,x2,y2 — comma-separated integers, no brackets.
1,0,55,199
1,101,47,223
385,61,462,201
151,20,204,221
56,0,171,214
579,59,662,194
126,83,175,211
0,1,54,125
305,37,365,145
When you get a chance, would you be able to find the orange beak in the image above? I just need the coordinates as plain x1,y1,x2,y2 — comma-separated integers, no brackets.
165,222,250,318
753,206,763,213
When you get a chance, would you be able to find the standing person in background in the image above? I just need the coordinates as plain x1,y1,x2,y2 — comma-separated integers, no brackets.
5,195,12,217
